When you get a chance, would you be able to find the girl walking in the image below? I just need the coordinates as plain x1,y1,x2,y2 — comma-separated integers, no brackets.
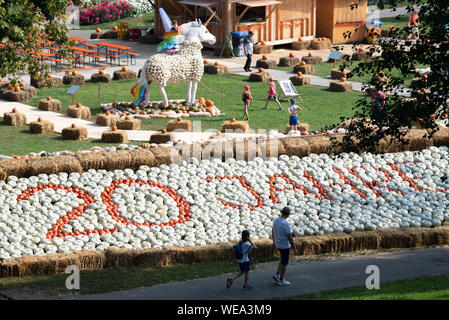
241,85,251,120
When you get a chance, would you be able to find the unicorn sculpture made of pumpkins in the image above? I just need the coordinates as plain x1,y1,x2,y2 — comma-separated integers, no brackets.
132,19,216,106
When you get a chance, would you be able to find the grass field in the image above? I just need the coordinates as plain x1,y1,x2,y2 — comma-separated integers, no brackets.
79,12,154,30
0,256,278,298
27,73,364,133
282,275,449,300
380,15,410,29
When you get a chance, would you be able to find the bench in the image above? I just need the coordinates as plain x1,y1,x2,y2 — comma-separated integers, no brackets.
124,51,140,65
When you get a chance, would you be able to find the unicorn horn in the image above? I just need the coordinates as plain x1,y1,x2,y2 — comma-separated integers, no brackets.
204,11,216,27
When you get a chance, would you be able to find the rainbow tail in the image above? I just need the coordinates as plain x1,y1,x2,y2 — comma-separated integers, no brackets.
136,86,147,104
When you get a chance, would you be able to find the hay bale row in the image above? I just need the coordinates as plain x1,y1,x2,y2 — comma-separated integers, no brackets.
3,112,27,126
2,225,449,277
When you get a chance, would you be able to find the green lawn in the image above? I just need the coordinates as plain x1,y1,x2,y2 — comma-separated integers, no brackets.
0,256,278,298
380,15,410,29
79,12,154,30
282,275,449,300
0,118,140,156
27,73,364,134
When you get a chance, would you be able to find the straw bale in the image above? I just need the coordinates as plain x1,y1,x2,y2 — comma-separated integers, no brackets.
22,86,36,97
429,126,449,147
404,129,433,151
234,139,262,161
311,38,332,50
278,57,300,67
113,70,137,81
90,32,101,39
151,147,177,166
62,126,88,140
101,130,128,143
221,120,249,133
249,71,269,82
67,105,91,119
329,80,353,92
285,122,310,133
75,151,107,170
96,113,119,127
307,135,335,154
104,150,133,171
289,75,311,86
256,59,277,69
281,137,312,157
351,51,371,61
3,112,27,126
291,40,312,50
29,120,54,134
26,157,59,176
293,64,315,74
127,149,158,169
204,64,229,74
116,118,141,130
202,141,234,161
1,90,28,102
302,56,323,64
63,74,85,85
0,158,30,178
39,98,61,111
330,68,351,79
100,30,118,39
257,138,284,159
149,132,172,144
30,77,63,88
90,73,112,83
51,155,83,174
166,119,192,132
0,168,5,181
253,44,273,54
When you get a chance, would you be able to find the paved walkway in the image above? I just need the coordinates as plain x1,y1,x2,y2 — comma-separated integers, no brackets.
77,247,449,300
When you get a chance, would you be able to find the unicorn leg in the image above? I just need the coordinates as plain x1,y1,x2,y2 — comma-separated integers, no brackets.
190,81,198,105
159,86,169,106
186,81,192,105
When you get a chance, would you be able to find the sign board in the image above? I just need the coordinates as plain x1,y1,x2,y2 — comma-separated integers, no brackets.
278,80,299,97
329,51,343,61
67,85,80,95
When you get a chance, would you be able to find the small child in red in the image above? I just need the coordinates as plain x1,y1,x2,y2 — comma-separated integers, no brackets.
242,85,251,121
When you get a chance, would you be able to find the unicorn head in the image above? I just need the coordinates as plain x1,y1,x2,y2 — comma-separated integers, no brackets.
182,19,216,45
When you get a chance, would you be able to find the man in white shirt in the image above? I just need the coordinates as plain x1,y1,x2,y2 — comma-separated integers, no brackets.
243,31,254,72
272,206,298,286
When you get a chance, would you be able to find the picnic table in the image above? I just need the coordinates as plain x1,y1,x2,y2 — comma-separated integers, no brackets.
69,36,88,42
95,42,132,65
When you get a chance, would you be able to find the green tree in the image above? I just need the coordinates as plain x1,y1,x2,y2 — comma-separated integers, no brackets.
335,0,448,152
0,0,82,84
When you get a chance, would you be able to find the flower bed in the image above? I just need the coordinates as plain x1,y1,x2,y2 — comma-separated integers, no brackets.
79,1,137,26
1,146,449,261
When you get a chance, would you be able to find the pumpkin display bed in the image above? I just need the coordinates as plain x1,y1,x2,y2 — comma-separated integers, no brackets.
150,131,172,144
101,127,128,143
221,119,248,133
67,104,92,119
256,59,277,69
204,63,229,74
91,72,112,83
253,43,273,54
278,56,301,67
166,118,192,132
38,97,62,111
29,118,54,134
63,74,86,85
311,38,332,50
62,125,88,140
30,76,63,88
289,75,311,86
116,117,141,130
96,112,120,127
3,109,27,126
293,63,315,74
113,69,137,80
301,55,323,65
329,80,353,92
249,71,270,82
331,68,351,80
291,40,312,50
285,122,310,133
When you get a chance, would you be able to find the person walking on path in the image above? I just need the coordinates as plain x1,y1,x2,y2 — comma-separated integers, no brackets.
226,230,257,290
272,207,298,286
408,10,420,40
243,31,254,72
370,88,386,120
241,85,252,121
288,99,302,131
262,77,283,110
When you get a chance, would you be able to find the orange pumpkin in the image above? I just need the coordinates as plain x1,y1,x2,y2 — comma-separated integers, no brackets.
300,61,306,66
47,96,51,101
121,66,127,72
341,77,346,82
289,53,295,58
177,117,182,122
105,110,111,115
206,99,214,107
297,37,303,42
430,115,435,121
71,123,76,128
262,55,268,60
161,128,167,134
231,118,236,123
35,72,41,78
125,116,131,120
99,69,105,75
76,102,82,108
358,47,365,52
72,71,78,76
0,77,3,82
12,108,17,113
7,84,13,90
19,81,25,87
204,60,209,65
261,40,266,45
389,26,394,30
297,72,303,77
422,74,428,80
214,62,220,66
47,74,52,79
112,126,117,131
96,28,101,33
38,117,43,122
112,26,118,31
14,86,20,92
308,52,313,57
258,67,264,73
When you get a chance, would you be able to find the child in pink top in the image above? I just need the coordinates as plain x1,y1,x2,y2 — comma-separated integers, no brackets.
241,85,251,120
262,77,283,110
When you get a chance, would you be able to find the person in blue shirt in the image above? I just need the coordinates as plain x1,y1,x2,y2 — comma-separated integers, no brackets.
226,230,257,289
243,31,254,72
272,206,298,286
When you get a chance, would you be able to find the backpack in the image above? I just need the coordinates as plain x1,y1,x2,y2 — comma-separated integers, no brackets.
233,241,243,260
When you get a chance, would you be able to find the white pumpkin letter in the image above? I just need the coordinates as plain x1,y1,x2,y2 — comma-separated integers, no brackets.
365,265,380,290
65,265,80,290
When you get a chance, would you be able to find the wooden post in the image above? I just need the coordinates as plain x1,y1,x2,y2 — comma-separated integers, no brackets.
334,59,337,69
72,94,75,105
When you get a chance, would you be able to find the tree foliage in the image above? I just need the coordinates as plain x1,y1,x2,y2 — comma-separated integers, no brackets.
334,0,449,152
0,0,82,84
